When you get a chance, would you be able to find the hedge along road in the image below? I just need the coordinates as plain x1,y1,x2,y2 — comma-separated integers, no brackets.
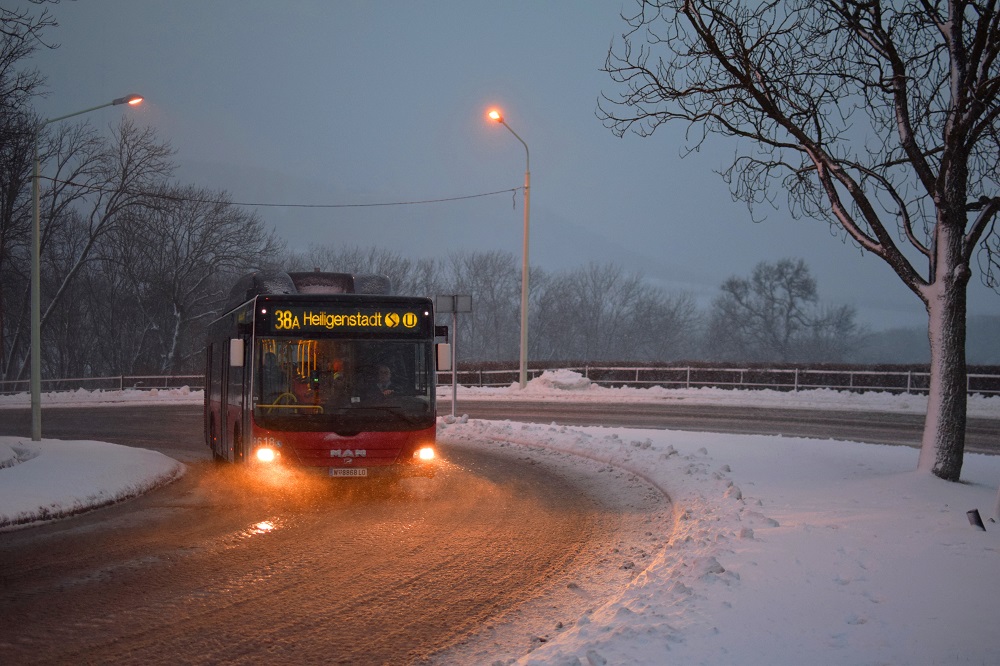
0,405,665,664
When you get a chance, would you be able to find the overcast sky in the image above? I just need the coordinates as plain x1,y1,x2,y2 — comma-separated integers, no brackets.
23,0,1000,330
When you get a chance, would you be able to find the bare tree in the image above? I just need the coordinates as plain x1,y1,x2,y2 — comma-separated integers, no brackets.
600,0,1000,481
0,3,54,116
0,2,55,380
532,262,700,361
289,244,441,297
10,117,175,379
103,186,283,374
442,250,521,361
706,258,861,362
0,108,34,380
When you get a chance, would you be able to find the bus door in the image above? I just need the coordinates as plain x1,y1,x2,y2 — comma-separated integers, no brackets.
225,336,251,462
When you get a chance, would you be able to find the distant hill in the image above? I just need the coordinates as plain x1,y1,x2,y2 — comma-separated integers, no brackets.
857,315,1000,364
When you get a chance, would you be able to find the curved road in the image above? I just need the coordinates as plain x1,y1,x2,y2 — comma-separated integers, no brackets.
0,405,664,664
1,400,996,663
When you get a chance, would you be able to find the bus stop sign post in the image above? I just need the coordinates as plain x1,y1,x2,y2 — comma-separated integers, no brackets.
435,295,472,418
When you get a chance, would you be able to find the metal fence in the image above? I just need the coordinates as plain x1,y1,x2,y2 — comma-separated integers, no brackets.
0,375,203,395
433,365,1000,396
2,367,998,396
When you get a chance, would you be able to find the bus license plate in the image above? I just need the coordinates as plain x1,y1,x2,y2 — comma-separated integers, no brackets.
330,468,368,478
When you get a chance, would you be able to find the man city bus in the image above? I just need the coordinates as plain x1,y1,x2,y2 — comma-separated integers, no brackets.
204,271,442,478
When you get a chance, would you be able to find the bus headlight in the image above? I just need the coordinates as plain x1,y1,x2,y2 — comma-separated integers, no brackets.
415,446,435,461
256,447,278,463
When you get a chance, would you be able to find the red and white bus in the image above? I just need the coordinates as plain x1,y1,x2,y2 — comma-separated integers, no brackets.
204,271,440,478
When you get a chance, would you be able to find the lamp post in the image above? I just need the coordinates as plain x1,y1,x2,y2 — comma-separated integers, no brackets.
487,108,531,389
30,94,143,441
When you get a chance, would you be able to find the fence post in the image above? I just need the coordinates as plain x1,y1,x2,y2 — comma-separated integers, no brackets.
794,368,799,392
686,367,691,389
907,371,912,394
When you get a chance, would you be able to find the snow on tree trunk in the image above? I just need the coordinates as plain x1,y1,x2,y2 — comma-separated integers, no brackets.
917,227,969,482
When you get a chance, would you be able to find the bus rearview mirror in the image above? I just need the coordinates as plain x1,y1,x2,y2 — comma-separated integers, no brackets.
229,338,244,367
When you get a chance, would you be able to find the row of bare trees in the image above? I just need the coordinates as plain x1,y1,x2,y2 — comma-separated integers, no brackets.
0,115,283,381
291,245,863,365
1,3,283,381
0,5,866,381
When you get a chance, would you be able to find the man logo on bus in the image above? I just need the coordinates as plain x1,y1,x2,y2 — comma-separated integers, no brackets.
385,312,400,328
402,312,418,328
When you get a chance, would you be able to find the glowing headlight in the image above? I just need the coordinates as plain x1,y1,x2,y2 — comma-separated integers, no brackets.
415,446,435,461
256,447,277,463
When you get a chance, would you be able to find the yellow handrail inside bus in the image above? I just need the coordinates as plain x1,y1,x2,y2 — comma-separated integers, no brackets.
261,404,323,413
296,339,316,378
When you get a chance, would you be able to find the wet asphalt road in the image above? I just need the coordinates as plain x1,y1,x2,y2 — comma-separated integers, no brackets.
0,405,660,664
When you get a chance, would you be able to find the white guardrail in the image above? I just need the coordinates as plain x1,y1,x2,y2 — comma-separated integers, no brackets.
439,366,1000,396
1,367,998,396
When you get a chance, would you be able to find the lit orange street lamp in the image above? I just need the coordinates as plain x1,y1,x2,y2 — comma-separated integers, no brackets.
487,108,531,389
30,94,144,440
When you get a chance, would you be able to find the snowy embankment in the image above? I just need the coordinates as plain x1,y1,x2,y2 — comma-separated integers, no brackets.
2,372,1000,663
0,439,183,529
0,386,193,528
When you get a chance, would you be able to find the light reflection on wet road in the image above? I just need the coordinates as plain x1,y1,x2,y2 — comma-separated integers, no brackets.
0,406,662,664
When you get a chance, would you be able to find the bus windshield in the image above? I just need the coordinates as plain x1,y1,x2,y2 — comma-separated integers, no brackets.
252,337,434,433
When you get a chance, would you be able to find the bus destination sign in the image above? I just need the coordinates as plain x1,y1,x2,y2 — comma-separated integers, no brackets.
265,305,425,334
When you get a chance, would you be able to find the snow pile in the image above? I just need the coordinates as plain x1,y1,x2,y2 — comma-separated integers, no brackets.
473,371,1000,417
0,386,199,408
0,441,24,469
437,419,1000,665
515,369,596,393
0,438,184,529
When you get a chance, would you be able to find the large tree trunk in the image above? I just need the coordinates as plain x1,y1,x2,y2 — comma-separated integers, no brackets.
917,224,969,481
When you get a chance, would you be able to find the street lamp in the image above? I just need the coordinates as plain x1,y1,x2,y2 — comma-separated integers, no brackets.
487,108,531,389
30,94,144,440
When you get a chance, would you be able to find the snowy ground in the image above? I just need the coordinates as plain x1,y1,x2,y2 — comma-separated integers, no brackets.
2,372,1000,664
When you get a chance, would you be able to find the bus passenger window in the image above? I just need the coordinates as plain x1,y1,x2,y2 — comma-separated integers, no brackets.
261,351,287,402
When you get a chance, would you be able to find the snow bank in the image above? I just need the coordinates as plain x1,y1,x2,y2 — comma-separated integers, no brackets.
0,386,200,409
475,369,1000,418
0,437,185,529
3,371,999,418
437,419,1000,665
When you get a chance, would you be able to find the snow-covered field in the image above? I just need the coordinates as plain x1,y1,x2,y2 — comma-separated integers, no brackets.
2,371,1000,664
